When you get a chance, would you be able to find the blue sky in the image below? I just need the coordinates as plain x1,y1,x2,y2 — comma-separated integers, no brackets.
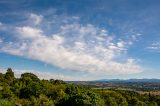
0,0,160,80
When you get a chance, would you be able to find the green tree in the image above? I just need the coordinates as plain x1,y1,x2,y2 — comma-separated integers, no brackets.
20,82,41,98
58,86,103,106
0,99,15,106
104,96,118,106
1,86,14,99
0,73,3,81
148,101,158,106
21,72,40,82
102,91,128,106
38,94,54,106
4,68,14,82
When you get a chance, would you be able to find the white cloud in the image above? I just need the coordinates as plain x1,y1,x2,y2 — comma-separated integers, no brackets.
0,27,142,75
16,26,42,39
29,13,43,25
0,22,2,26
0,13,143,78
147,42,160,51
0,38,2,43
0,22,7,30
117,41,125,48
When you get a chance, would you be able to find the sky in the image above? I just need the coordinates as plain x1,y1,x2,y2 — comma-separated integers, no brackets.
0,0,160,81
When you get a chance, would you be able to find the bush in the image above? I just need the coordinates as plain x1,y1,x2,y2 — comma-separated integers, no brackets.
0,99,15,106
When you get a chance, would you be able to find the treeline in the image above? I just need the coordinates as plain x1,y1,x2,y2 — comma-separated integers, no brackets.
0,68,160,106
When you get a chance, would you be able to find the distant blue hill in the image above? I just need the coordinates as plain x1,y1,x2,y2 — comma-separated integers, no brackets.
94,79,160,83
66,79,160,83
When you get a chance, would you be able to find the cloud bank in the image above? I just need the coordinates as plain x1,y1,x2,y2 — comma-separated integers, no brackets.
0,13,142,76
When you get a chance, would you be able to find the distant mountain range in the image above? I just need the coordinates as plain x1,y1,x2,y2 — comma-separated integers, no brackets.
94,79,160,82
66,79,160,83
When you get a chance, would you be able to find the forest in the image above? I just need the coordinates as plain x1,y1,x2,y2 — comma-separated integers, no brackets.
0,68,160,106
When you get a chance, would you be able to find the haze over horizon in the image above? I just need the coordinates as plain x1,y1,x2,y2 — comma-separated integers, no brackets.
0,0,160,81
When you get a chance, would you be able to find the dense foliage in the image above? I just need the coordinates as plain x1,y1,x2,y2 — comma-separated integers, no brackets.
0,68,160,106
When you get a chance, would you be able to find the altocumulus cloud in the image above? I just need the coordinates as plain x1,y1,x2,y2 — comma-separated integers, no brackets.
0,13,143,76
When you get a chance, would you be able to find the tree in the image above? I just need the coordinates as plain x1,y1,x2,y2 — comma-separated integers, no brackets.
0,73,4,83
4,68,14,82
21,72,40,82
148,101,158,106
104,96,118,106
20,82,41,98
1,86,14,99
38,94,54,106
129,97,139,106
1,70,160,106
102,91,128,106
57,86,103,106
0,99,15,106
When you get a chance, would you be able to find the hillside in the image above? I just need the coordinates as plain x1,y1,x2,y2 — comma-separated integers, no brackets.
0,68,160,106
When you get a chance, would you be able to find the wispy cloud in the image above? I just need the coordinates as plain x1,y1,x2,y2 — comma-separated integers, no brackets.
29,13,43,25
0,13,142,76
147,42,160,52
0,22,7,31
